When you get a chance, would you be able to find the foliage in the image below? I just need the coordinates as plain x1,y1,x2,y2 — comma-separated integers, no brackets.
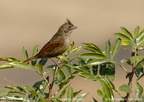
0,26,144,102
0,43,88,102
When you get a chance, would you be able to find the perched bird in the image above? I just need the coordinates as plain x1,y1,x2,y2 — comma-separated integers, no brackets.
23,19,77,62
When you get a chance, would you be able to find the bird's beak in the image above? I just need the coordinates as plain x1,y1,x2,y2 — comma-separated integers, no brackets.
73,26,78,29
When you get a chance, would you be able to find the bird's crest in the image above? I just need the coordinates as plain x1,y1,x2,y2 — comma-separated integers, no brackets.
66,18,73,25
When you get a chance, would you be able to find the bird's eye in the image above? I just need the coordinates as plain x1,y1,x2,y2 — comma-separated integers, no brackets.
68,26,72,29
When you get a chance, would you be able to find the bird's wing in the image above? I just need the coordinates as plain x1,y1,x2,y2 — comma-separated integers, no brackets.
38,41,61,54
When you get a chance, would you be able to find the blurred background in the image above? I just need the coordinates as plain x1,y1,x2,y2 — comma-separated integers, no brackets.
1,0,144,101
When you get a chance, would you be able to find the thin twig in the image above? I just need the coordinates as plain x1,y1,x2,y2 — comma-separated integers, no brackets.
48,59,60,101
48,76,55,101
124,51,137,102
125,71,134,102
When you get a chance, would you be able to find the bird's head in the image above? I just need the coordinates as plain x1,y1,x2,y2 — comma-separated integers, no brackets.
59,19,77,34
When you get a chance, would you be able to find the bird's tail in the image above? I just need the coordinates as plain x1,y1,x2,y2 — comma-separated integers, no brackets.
23,56,36,62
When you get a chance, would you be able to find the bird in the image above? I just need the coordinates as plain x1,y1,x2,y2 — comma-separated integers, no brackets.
23,19,77,62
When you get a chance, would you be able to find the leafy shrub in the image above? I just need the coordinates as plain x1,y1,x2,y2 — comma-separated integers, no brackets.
0,26,144,102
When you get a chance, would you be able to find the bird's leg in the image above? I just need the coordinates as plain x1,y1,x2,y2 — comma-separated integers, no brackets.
50,58,59,66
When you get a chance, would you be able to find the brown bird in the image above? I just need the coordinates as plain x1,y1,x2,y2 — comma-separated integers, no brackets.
23,19,77,62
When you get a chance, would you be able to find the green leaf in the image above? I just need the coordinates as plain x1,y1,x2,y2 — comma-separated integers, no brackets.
0,94,23,101
51,98,61,102
135,67,143,77
0,89,10,96
31,45,39,65
77,57,90,72
32,45,39,56
118,84,132,93
92,97,98,102
5,86,24,94
78,72,101,81
62,66,72,77
136,29,144,41
33,79,48,94
111,38,121,59
135,82,143,98
55,70,66,86
0,64,13,69
106,75,115,82
129,55,144,64
83,43,103,54
62,42,78,56
99,63,115,76
137,35,144,47
120,40,132,46
22,47,29,61
39,58,48,66
106,79,116,90
98,79,114,101
75,93,88,102
99,63,107,76
97,90,104,97
121,27,133,40
18,84,46,100
84,46,102,54
66,47,78,55
8,62,35,71
80,53,106,60
35,64,43,75
87,59,107,66
73,90,82,97
134,26,140,38
139,96,144,102
106,63,115,75
59,85,70,99
114,33,131,41
20,84,35,92
105,40,111,57
67,86,73,102
92,65,98,75
0,57,20,62
64,63,86,72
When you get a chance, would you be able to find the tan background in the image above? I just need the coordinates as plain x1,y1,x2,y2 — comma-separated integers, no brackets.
1,0,144,102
